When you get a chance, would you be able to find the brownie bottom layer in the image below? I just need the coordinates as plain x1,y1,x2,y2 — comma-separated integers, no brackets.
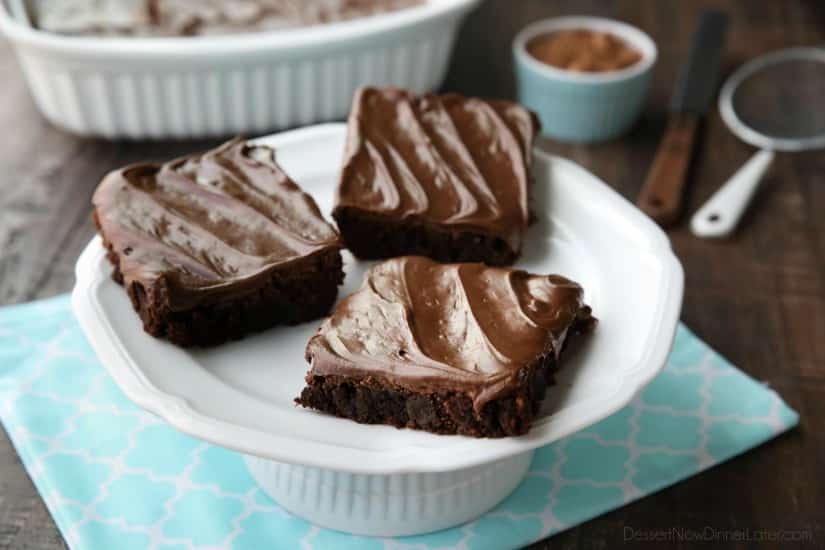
296,354,555,438
333,207,519,266
104,244,344,347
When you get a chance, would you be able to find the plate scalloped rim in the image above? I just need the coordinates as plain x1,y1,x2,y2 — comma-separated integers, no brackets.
72,123,684,475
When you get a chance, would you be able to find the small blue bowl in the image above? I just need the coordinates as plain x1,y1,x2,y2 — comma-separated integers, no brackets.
513,16,657,143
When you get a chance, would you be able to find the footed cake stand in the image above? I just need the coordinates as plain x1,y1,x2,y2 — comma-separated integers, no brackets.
245,452,533,536
72,124,683,536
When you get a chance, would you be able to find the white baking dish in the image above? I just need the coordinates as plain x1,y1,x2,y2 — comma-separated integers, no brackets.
72,123,684,536
0,0,479,138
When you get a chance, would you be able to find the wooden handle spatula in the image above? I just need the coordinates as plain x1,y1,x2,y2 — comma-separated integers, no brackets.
637,10,729,226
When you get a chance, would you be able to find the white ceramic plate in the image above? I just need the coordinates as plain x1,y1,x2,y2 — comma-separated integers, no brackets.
72,123,684,475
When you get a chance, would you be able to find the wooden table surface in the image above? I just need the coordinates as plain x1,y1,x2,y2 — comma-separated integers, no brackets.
1,1,824,548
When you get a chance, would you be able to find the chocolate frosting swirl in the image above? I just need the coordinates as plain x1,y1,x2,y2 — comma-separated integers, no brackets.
306,256,593,411
92,138,341,311
335,88,539,253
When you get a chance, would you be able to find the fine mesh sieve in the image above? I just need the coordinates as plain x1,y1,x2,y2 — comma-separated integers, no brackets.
691,47,825,238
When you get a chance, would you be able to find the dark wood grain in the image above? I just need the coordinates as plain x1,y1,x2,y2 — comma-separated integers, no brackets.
2,1,824,548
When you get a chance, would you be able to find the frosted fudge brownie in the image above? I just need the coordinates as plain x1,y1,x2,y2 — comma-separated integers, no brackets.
296,256,595,437
333,87,540,266
92,138,344,347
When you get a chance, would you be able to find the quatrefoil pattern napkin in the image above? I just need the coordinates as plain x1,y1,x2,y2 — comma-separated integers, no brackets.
0,295,798,550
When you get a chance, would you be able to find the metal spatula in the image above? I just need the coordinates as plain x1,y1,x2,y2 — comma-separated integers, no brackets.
636,10,729,227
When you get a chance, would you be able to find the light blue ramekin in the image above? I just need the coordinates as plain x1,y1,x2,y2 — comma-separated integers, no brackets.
513,16,657,143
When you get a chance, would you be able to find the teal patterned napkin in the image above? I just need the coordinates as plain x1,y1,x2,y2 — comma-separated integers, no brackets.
0,295,798,550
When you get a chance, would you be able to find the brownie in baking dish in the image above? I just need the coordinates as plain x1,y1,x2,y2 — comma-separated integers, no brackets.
333,87,540,266
296,256,595,438
92,138,344,347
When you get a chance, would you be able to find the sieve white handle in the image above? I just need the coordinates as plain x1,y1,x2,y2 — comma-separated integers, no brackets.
690,149,775,238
